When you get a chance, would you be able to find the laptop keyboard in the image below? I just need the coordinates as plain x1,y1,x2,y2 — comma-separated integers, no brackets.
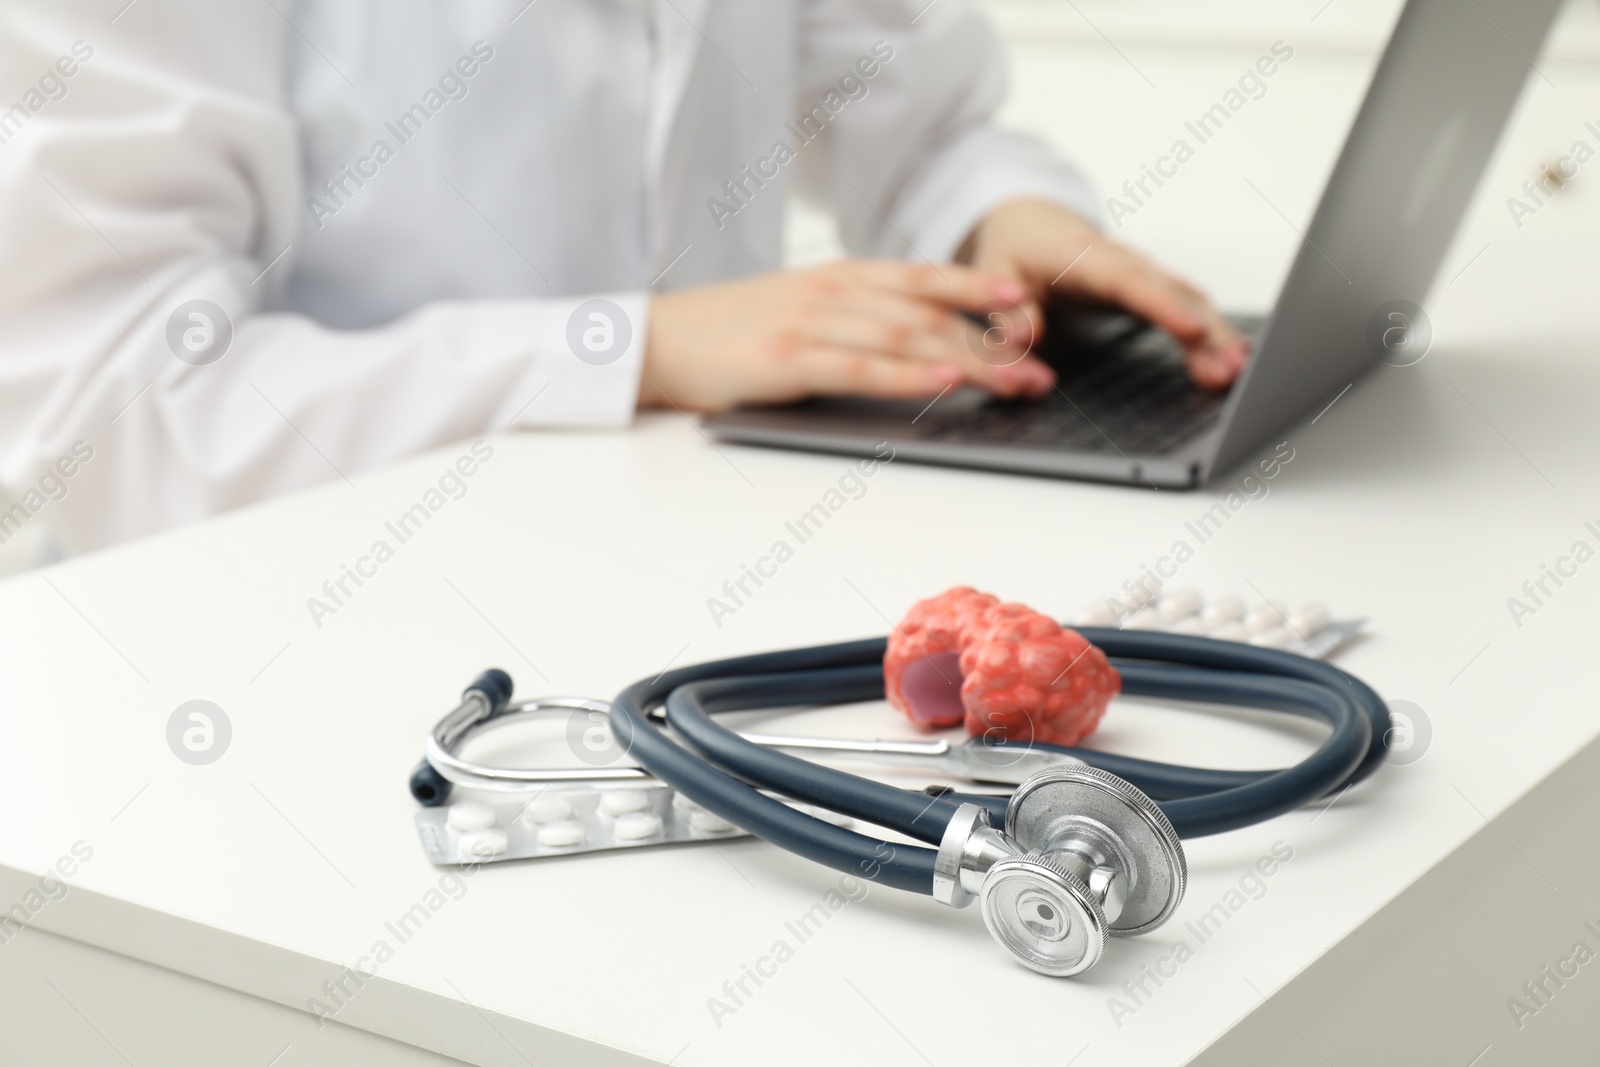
914,316,1263,457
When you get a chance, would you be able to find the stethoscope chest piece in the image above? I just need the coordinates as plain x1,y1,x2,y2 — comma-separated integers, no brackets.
980,853,1110,977
1005,764,1186,938
937,764,1187,976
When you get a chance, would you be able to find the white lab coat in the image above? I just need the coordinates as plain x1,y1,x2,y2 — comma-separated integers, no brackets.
0,0,1095,551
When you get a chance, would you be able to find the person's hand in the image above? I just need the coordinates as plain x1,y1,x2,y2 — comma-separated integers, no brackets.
640,260,1057,412
958,198,1251,389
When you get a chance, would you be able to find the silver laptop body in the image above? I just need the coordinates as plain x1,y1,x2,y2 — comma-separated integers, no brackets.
704,0,1562,487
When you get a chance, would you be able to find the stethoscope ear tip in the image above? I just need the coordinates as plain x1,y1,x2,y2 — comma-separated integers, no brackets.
465,669,515,714
410,758,453,807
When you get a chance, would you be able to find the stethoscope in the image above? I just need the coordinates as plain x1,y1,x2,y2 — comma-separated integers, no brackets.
411,628,1390,977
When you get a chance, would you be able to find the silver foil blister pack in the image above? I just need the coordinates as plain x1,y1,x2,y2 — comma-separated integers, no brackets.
415,783,754,866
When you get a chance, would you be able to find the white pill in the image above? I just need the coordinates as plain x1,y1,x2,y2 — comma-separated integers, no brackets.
536,821,586,848
1244,603,1287,634
1171,617,1208,636
447,802,497,832
1212,622,1249,642
1123,608,1165,630
1249,628,1292,649
519,796,573,824
1158,588,1203,622
689,808,737,834
598,790,651,816
457,828,508,860
613,812,665,840
1288,603,1331,635
1074,602,1119,628
1200,595,1246,628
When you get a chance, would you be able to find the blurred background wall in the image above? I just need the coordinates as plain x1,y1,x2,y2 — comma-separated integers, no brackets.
791,0,1600,304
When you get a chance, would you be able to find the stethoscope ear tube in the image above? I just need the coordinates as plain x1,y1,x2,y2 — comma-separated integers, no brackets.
1077,627,1392,789
658,657,1372,846
609,667,946,894
1111,663,1368,836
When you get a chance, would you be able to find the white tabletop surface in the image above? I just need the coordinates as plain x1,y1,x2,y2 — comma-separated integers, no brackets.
4,145,1600,1066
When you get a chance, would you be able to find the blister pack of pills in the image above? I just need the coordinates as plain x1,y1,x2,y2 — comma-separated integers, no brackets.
415,784,756,866
1072,588,1364,658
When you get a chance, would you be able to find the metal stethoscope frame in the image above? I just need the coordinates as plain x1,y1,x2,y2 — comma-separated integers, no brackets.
421,692,644,794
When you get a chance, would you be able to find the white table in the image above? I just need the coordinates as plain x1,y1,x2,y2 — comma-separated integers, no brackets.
7,34,1600,1063
5,228,1600,1066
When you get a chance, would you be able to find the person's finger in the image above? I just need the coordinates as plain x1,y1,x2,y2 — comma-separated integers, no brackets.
793,344,966,399
959,316,1055,396
817,293,962,350
1054,246,1250,389
957,255,1044,354
949,303,1053,397
974,252,1053,382
1182,302,1251,389
960,305,1049,383
798,313,934,363
804,295,1047,396
1185,327,1252,389
1056,250,1208,343
1003,299,1044,351
845,259,1028,313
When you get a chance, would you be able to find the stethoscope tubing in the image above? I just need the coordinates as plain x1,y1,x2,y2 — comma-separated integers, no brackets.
607,629,1388,896
665,661,1370,840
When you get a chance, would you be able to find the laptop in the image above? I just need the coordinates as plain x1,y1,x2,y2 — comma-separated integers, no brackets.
705,0,1562,487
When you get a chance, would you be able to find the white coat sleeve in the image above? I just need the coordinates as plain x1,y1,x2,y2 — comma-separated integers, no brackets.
794,0,1102,263
0,3,645,552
